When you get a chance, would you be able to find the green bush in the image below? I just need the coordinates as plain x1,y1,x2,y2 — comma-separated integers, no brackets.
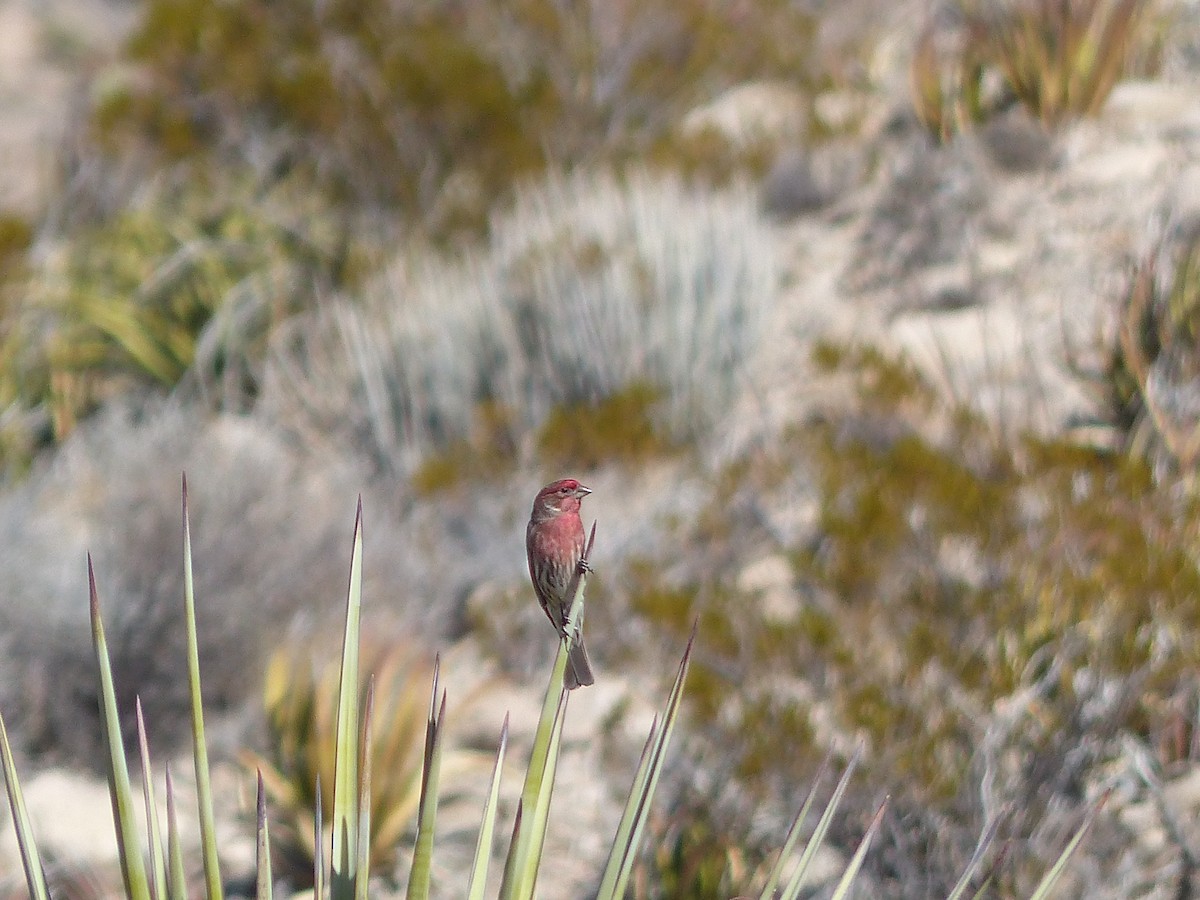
0,168,356,468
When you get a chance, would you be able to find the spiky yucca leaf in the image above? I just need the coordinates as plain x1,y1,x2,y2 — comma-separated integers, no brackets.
0,709,50,900
256,772,273,900
407,671,447,900
250,636,439,875
758,752,834,900
1029,790,1110,900
828,798,888,900
777,744,863,900
331,498,365,900
181,476,223,900
135,700,167,900
355,681,375,900
467,715,510,900
945,814,1003,900
596,624,694,900
89,556,152,900
164,766,188,900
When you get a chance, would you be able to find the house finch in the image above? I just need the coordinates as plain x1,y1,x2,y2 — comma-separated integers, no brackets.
526,478,595,690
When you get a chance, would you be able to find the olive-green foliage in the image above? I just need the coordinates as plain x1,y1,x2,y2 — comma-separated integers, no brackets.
536,382,680,471
96,0,821,225
0,168,357,468
913,0,1153,139
635,809,760,900
0,214,32,275
249,639,438,885
606,342,1199,895
410,401,520,496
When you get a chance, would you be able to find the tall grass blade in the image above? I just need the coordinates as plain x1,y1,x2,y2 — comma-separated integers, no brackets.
182,476,223,900
90,556,152,900
256,772,273,900
407,669,447,900
497,800,525,900
0,708,50,900
595,718,658,900
828,798,888,900
525,690,570,898
758,751,834,900
1029,790,1110,900
467,714,510,900
314,773,325,900
945,813,1003,900
331,498,365,900
355,679,376,900
597,624,695,900
164,765,188,900
779,743,863,900
136,698,167,900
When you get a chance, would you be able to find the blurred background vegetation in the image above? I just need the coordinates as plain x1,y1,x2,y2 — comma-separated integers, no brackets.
3,0,1200,896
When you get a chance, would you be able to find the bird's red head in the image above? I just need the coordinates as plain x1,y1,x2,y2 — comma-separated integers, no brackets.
532,478,592,518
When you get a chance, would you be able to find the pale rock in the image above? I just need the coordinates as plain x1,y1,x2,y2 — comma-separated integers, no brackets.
681,81,809,150
0,768,118,870
737,555,801,626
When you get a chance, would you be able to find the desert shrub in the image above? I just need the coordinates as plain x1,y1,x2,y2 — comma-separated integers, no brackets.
593,342,1199,897
248,638,475,886
913,0,1155,139
94,0,822,227
261,168,778,476
0,402,351,765
0,166,360,470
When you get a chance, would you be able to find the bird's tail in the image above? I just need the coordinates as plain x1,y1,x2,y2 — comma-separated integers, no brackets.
565,637,595,690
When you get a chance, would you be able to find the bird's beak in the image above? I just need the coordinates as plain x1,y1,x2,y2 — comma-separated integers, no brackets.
575,485,592,498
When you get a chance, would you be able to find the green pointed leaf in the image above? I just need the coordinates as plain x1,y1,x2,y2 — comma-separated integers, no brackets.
136,698,167,900
1029,791,1110,900
595,716,657,900
0,708,50,900
256,772,273,900
164,765,188,900
497,800,525,900
759,751,834,900
182,476,223,900
524,690,570,899
314,773,325,900
356,679,376,900
332,497,365,900
467,714,510,900
598,624,695,900
779,743,863,900
90,556,152,900
829,797,888,900
407,666,446,900
945,813,1004,900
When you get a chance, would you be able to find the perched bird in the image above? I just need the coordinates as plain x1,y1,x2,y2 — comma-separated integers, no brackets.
526,478,596,690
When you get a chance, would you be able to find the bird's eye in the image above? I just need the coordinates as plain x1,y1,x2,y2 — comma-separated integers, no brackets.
558,486,570,494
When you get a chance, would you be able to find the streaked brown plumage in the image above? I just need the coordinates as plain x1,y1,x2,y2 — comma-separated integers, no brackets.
526,478,595,690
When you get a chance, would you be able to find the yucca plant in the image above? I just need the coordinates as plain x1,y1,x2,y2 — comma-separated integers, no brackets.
247,639,492,883
1111,222,1200,468
973,0,1148,125
0,478,1106,899
913,0,1151,140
